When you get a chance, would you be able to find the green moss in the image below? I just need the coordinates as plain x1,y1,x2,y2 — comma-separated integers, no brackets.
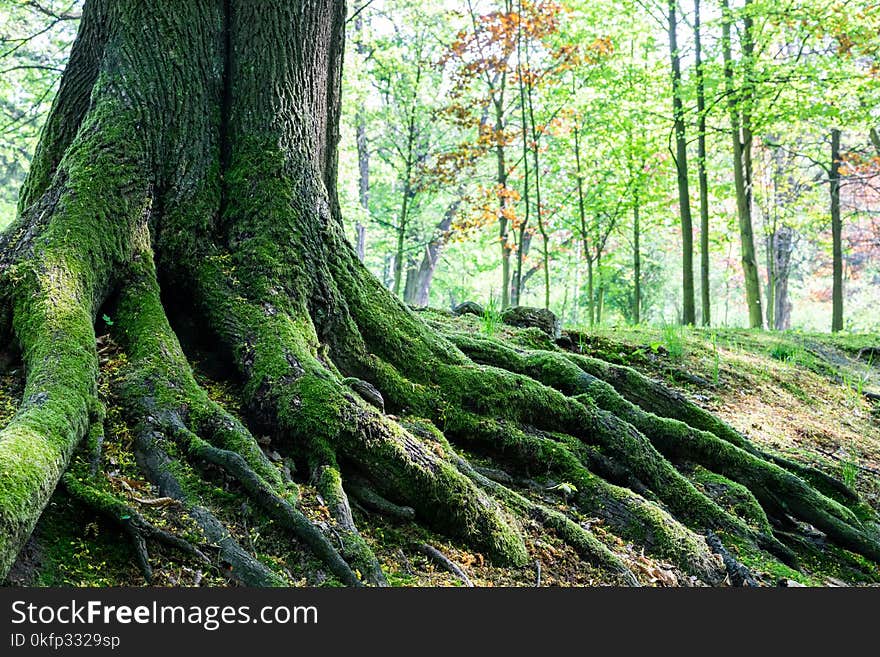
690,466,772,534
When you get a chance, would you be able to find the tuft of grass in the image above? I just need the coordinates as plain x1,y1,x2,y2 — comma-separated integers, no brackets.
841,458,859,490
661,323,685,360
481,295,501,338
769,341,805,365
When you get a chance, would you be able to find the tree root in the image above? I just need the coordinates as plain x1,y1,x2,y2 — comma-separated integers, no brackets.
345,474,415,521
445,334,880,564
103,253,361,585
190,258,530,568
400,417,640,585
62,469,211,583
313,464,386,585
559,348,860,506
133,427,285,586
706,531,759,587
438,413,725,582
419,544,474,587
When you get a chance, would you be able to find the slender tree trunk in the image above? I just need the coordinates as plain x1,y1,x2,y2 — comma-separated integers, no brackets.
633,190,641,325
494,96,512,309
831,128,844,333
586,255,595,327
721,0,763,329
513,11,530,307
770,226,794,331
526,70,549,311
695,0,711,326
667,0,696,326
355,114,368,261
392,64,422,297
596,247,604,325
353,7,369,262
405,196,461,307
574,125,593,326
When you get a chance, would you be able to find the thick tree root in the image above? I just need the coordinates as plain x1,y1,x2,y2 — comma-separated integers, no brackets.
706,531,759,587
559,347,860,506
402,417,641,585
439,414,725,582
190,259,531,568
445,334,880,563
101,253,362,585
345,474,416,521
132,427,284,586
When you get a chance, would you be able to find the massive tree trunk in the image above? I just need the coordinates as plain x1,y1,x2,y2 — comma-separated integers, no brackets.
1,0,878,586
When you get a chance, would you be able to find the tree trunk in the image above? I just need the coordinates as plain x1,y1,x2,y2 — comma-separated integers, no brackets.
831,128,844,333
353,6,369,262
667,0,696,326
1,0,877,586
404,196,460,307
769,226,794,331
721,0,763,329
695,0,711,327
494,97,513,309
633,191,642,325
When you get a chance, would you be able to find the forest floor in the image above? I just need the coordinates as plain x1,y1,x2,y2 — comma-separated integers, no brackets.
2,312,879,587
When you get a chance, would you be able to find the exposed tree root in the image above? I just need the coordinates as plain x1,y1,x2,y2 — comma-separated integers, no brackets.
402,417,641,585
442,333,880,563
706,531,758,587
62,469,211,583
312,464,386,585
419,544,474,587
559,345,860,506
345,474,416,521
132,427,284,587
104,252,364,586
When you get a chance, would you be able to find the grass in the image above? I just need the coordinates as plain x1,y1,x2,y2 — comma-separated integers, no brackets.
768,341,806,365
481,295,501,337
661,323,686,360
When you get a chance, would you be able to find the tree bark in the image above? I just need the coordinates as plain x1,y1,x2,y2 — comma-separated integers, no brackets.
633,190,642,325
403,196,461,307
353,6,369,262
